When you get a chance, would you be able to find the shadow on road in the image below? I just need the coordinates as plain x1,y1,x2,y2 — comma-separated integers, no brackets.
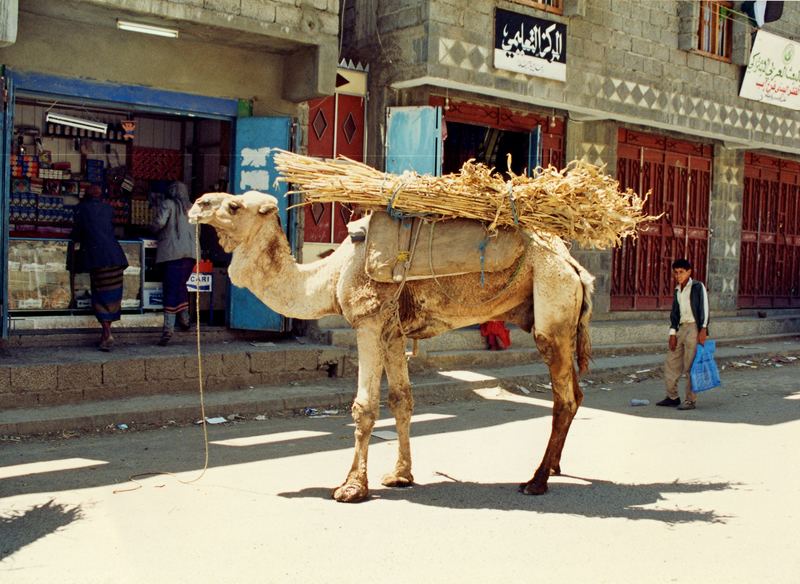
279,475,734,525
0,499,83,561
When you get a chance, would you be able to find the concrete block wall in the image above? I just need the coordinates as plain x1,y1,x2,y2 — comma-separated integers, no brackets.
341,0,800,317
708,145,744,313
564,118,619,315
346,0,800,162
85,0,341,41
0,346,350,409
3,0,340,107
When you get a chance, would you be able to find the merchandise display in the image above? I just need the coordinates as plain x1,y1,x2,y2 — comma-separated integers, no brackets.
5,99,231,324
8,238,144,311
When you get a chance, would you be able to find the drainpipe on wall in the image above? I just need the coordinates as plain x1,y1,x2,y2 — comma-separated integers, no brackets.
0,0,18,48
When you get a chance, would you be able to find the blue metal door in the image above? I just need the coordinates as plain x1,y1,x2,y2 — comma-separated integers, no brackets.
385,106,442,175
228,116,291,331
1,73,13,339
528,126,542,176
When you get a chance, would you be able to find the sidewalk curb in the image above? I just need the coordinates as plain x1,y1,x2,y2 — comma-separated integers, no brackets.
3,341,799,437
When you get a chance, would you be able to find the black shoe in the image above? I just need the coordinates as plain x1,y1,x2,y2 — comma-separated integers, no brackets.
656,397,681,407
157,333,172,346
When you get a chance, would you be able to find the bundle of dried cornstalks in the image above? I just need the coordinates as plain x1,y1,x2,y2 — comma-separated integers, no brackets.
274,149,656,249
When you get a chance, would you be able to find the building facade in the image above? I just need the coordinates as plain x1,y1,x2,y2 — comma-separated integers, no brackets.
342,0,800,318
0,0,340,337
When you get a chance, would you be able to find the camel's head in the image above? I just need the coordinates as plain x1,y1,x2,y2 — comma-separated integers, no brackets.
189,191,279,252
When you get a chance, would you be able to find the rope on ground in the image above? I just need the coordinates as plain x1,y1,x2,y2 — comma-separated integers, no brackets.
113,224,210,494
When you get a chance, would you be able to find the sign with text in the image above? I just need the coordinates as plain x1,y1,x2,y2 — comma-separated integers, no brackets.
740,30,800,111
494,8,566,82
187,273,212,293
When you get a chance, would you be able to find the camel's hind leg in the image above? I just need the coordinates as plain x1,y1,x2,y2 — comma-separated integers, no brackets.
381,330,415,488
520,264,584,496
333,319,385,503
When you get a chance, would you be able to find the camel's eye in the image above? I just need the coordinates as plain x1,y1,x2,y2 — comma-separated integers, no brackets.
228,201,240,214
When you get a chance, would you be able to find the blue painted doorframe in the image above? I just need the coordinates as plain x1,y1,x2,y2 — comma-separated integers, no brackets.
1,73,13,339
228,117,292,332
8,69,240,118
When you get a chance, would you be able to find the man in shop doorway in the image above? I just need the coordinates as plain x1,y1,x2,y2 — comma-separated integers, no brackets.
69,184,129,351
657,258,709,410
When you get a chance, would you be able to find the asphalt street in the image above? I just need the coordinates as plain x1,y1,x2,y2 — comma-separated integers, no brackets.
1,361,799,583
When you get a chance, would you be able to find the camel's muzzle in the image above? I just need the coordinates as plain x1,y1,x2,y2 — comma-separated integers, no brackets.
188,205,215,225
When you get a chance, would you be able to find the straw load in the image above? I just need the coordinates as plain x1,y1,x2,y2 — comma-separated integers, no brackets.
274,150,657,250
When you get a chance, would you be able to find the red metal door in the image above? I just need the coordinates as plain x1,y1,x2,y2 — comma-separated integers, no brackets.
305,93,365,245
611,130,711,310
739,153,800,308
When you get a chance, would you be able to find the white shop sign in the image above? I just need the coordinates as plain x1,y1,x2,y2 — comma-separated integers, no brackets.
740,30,800,111
493,8,567,82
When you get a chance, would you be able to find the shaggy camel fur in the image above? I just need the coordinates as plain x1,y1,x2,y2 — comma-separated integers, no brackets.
189,191,595,503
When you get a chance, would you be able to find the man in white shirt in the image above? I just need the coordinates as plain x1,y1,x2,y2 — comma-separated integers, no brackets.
657,258,709,410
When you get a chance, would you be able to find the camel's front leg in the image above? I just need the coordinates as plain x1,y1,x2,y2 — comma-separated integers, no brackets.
333,321,384,503
381,331,414,488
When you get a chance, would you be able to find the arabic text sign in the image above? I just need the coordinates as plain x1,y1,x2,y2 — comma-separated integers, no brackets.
740,30,800,111
494,8,567,82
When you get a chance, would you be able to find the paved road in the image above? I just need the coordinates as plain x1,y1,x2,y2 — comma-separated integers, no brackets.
1,361,799,583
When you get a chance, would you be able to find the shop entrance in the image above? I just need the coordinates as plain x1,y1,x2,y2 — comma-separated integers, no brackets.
1,70,292,337
431,97,565,173
442,121,531,176
6,96,232,327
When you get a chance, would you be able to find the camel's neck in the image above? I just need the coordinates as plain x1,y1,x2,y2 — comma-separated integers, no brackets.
227,219,339,320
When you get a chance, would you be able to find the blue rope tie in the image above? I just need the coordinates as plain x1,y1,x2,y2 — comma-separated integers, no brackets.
478,238,488,287
508,183,519,225
386,182,406,220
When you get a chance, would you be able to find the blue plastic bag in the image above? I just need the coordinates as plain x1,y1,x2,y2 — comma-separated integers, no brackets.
690,339,721,392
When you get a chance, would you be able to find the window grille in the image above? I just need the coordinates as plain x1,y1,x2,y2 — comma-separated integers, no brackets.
512,0,563,15
697,0,732,61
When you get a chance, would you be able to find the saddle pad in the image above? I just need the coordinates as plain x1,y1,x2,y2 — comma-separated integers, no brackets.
362,211,525,283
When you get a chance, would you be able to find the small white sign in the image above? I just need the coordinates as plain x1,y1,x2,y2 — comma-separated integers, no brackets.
187,273,212,293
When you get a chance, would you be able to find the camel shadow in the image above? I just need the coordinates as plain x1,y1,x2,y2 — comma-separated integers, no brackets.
0,499,83,561
279,475,734,524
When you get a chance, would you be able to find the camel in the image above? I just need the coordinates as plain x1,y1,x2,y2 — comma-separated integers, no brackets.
189,190,595,502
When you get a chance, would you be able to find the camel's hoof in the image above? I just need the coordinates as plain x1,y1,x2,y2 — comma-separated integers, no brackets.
332,482,369,503
518,481,548,496
381,473,414,488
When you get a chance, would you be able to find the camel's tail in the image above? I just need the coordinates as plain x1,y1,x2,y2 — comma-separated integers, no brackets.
571,259,595,375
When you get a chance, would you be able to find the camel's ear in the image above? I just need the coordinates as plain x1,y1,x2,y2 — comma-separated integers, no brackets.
258,204,277,215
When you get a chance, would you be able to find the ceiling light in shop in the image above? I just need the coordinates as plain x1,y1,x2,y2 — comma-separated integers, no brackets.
45,113,108,135
116,20,179,38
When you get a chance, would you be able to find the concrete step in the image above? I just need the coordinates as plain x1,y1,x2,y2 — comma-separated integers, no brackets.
323,314,800,353
2,325,278,349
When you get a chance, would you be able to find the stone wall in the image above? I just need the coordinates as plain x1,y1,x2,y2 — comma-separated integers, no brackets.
708,145,745,312
564,119,618,315
2,0,341,105
345,0,800,160
342,1,800,317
